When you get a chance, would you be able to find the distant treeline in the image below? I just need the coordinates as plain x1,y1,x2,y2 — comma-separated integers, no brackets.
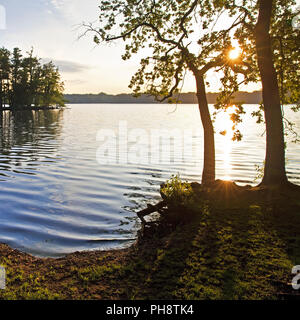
64,91,263,105
0,47,65,109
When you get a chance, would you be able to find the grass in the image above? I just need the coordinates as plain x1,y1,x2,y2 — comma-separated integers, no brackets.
0,179,300,300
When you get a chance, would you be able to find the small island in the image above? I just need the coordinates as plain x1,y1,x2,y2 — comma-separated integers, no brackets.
0,47,65,111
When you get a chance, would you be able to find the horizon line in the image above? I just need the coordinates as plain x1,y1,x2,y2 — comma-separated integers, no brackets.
64,90,263,95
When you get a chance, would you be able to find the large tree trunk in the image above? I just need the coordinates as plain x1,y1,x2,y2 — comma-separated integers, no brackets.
254,0,288,186
195,74,215,186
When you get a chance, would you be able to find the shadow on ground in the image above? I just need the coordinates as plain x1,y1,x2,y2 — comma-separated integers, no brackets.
1,183,300,300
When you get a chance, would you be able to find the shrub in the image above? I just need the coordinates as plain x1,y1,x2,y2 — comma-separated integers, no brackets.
161,175,205,223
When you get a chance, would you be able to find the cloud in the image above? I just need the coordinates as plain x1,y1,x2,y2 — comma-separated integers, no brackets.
49,0,65,9
41,58,91,73
46,0,100,23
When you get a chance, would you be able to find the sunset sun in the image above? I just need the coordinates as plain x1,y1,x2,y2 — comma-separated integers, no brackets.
229,47,242,60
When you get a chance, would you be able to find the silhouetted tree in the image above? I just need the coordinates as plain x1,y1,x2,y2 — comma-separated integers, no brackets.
39,62,65,107
225,0,300,187
254,0,287,185
0,48,10,108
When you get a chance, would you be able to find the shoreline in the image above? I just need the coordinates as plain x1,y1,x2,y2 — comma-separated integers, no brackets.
0,242,133,299
0,241,133,262
0,224,171,300
1,182,300,300
0,106,65,111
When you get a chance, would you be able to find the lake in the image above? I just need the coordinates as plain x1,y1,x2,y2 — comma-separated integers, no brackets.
0,104,299,257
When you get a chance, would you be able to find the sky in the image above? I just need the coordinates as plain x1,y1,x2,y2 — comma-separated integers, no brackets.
0,0,298,94
0,0,139,93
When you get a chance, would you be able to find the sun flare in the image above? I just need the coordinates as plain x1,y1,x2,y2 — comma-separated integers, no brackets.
229,47,242,60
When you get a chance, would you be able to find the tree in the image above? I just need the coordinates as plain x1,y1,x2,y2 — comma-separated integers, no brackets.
226,0,300,187
10,48,23,108
21,48,41,107
39,62,65,108
0,48,10,108
254,0,287,186
85,0,254,186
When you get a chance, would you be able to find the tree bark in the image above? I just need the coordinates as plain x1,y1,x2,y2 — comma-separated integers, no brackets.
195,74,215,186
254,0,288,186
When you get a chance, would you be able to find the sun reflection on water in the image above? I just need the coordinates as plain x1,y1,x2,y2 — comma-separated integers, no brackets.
215,111,235,181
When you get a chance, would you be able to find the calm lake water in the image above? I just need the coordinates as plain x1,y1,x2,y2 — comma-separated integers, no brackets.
0,104,299,257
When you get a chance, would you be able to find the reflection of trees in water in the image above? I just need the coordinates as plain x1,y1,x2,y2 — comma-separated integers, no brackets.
0,110,64,174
